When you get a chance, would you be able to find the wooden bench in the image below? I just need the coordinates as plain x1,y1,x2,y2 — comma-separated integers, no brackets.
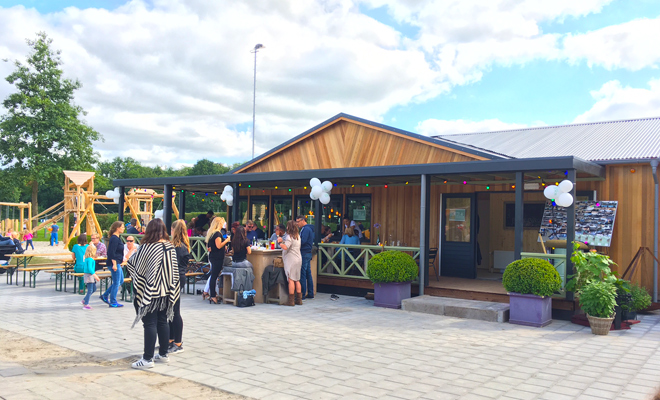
184,272,204,295
18,264,66,288
121,277,133,302
44,269,67,292
220,275,237,305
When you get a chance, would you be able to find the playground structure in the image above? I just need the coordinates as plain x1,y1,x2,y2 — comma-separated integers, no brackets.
0,201,31,234
1,171,178,243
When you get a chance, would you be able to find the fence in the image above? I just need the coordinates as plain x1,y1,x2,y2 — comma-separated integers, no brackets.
318,243,421,280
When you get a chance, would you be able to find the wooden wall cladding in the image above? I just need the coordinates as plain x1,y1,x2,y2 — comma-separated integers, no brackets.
237,120,484,173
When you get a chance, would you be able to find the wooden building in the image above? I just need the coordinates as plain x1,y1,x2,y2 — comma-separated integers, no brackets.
114,114,660,311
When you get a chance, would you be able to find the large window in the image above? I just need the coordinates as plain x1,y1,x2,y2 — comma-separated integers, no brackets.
250,197,269,233
295,196,316,225
445,197,471,242
346,195,371,242
272,196,293,234
238,197,248,224
321,197,343,236
504,202,545,229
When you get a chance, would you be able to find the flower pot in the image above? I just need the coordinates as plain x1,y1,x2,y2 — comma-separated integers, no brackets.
587,314,614,335
621,310,638,321
373,282,411,309
508,292,552,327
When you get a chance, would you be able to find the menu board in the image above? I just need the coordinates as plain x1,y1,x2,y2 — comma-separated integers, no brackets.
538,200,618,247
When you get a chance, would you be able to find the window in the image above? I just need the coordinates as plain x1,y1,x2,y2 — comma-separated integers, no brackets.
272,196,293,234
238,197,248,225
445,197,472,242
295,196,316,225
321,197,343,235
504,202,545,228
346,195,371,242
250,197,269,233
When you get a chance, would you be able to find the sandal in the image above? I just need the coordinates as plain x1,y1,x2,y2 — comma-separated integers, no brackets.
209,296,219,304
202,292,209,300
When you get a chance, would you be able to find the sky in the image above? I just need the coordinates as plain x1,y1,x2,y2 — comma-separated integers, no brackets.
1,0,660,167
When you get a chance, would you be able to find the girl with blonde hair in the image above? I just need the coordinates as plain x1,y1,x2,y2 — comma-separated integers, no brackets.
167,219,191,354
205,217,230,303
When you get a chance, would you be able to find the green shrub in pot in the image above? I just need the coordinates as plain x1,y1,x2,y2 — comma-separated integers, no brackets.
502,258,561,297
579,281,617,318
630,284,652,312
366,251,418,283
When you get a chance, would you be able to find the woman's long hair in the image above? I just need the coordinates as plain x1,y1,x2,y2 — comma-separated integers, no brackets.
109,221,124,236
141,218,170,245
205,217,225,245
286,220,299,240
171,219,190,252
231,225,249,252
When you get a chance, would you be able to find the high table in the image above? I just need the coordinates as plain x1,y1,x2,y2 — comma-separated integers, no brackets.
246,248,317,304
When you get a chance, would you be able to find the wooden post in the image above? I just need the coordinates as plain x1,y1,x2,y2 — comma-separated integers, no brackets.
19,203,24,232
27,202,32,231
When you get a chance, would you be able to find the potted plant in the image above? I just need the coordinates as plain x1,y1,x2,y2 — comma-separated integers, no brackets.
566,243,617,293
366,250,418,309
579,281,617,335
625,284,652,320
502,258,562,327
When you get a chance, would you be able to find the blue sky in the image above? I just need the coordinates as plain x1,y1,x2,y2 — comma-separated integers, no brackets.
1,0,660,165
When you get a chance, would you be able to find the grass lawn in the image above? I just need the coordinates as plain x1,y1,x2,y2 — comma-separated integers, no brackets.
32,222,64,242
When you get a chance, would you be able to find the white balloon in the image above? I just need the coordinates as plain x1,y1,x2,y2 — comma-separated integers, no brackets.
319,192,331,204
543,185,558,200
311,185,323,199
225,194,233,203
223,185,233,194
220,193,226,201
310,178,321,188
154,210,163,219
321,181,333,193
558,180,573,193
105,190,115,198
227,200,233,207
113,197,119,204
310,192,318,200
556,193,574,208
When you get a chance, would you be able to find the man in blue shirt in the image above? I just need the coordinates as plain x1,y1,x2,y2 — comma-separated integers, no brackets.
295,215,315,300
50,223,59,246
126,218,140,234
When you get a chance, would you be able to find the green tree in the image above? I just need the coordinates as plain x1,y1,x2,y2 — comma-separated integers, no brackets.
0,32,102,216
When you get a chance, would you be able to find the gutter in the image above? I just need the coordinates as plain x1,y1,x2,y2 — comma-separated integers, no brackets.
652,159,659,302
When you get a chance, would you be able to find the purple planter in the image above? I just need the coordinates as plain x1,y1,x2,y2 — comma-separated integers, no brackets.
374,282,411,309
508,292,552,327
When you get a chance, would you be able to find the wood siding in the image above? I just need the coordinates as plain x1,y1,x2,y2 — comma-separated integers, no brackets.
237,120,485,173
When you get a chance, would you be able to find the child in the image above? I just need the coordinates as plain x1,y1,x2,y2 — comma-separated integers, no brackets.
82,245,100,310
72,234,89,294
22,229,34,251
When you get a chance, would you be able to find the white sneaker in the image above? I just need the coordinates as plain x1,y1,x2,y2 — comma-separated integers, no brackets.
131,358,154,369
153,353,169,363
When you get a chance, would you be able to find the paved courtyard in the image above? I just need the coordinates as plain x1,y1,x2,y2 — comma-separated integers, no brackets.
1,272,660,400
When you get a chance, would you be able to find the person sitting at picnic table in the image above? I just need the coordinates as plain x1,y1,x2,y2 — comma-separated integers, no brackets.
71,234,89,294
268,224,286,249
230,225,252,268
91,234,107,257
124,236,139,263
340,226,360,245
126,218,179,370
100,221,125,308
127,218,140,234
246,220,265,243
321,225,334,243
8,232,24,255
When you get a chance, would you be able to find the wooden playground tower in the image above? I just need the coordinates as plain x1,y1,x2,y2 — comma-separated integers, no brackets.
6,171,178,243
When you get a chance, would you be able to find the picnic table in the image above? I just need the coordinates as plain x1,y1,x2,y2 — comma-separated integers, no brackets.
5,253,71,286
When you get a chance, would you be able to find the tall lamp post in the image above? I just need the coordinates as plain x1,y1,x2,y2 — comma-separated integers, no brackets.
251,43,264,160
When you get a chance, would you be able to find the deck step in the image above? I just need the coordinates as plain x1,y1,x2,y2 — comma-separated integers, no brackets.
402,295,510,323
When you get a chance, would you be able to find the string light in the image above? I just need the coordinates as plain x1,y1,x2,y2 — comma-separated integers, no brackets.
384,185,388,188
486,186,490,190
444,180,448,184
463,181,467,185
288,189,292,192
351,185,354,188
275,186,278,189
365,184,369,187
511,185,515,189
248,185,251,188
405,182,409,185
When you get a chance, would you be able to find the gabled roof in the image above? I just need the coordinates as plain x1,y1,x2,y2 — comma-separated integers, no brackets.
63,170,95,186
231,113,506,173
434,116,660,162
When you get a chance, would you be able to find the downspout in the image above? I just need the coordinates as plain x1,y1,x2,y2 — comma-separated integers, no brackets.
651,159,659,303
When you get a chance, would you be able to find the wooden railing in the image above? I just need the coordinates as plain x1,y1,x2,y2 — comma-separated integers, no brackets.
318,243,420,280
119,233,210,262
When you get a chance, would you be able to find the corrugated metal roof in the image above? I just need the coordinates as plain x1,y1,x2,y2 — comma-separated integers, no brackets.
434,117,660,162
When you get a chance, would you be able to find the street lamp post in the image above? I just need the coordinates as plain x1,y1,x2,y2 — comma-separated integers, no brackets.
251,43,264,160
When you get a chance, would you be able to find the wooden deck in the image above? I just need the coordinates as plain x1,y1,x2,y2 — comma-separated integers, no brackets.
318,275,578,311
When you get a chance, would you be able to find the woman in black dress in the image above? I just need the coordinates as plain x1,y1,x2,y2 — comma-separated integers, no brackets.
206,217,230,304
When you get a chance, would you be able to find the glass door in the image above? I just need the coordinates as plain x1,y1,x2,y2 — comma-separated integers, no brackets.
441,194,477,279
271,196,293,235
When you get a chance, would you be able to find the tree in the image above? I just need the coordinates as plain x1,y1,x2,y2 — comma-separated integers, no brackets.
0,32,102,216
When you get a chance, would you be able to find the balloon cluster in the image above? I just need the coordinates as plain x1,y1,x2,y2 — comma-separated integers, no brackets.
543,180,574,207
105,187,122,204
154,209,164,220
220,185,234,206
309,178,332,205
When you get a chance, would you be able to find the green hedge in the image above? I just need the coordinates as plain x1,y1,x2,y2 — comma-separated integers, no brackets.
366,251,418,283
502,258,561,297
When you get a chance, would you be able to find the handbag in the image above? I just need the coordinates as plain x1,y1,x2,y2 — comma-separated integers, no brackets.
236,284,255,308
273,256,284,268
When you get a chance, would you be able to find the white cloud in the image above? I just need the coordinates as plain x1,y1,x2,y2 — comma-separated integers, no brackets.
573,79,660,123
563,17,660,71
416,118,532,136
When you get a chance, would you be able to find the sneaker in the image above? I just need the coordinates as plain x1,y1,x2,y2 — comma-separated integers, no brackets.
131,358,154,369
153,353,169,363
330,294,339,301
109,303,124,308
168,344,184,354
81,300,86,305
99,295,109,304
83,305,92,310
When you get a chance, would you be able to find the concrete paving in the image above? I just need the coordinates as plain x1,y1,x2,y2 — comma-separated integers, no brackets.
1,272,660,400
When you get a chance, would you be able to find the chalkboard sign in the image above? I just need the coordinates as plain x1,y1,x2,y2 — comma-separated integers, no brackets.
538,200,618,247
504,203,545,228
